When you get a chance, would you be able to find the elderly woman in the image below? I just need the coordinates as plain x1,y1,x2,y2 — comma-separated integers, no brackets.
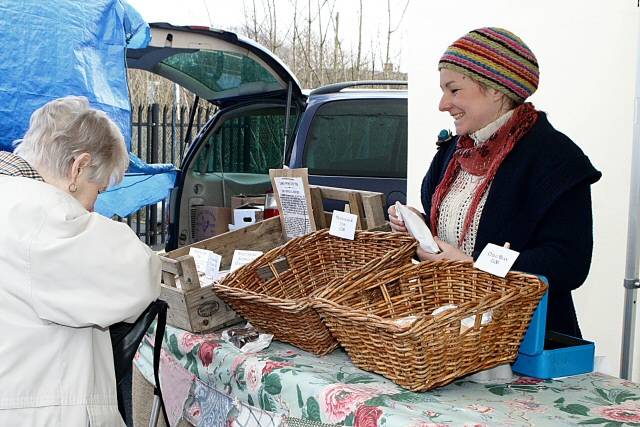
390,28,601,338
0,96,160,426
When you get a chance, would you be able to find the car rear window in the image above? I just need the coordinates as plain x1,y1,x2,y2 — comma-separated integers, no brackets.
302,98,407,178
160,51,282,101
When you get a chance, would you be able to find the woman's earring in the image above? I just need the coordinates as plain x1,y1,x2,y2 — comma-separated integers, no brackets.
68,182,78,193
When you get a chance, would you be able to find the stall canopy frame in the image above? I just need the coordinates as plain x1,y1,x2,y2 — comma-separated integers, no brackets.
620,18,640,380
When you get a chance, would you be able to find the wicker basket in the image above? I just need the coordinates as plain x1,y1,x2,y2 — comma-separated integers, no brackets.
213,229,417,355
313,260,548,391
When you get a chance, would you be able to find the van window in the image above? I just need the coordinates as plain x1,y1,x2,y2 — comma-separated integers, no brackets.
302,99,407,178
193,106,298,174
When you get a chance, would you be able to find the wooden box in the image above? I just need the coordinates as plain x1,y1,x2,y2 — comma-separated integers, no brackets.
159,185,389,333
160,217,284,333
308,185,387,231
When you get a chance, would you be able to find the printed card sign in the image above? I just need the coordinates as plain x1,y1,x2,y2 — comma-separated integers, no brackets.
273,176,312,239
329,210,358,240
474,243,520,277
269,168,316,241
230,250,264,272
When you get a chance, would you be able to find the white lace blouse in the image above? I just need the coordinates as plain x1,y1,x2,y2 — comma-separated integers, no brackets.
436,110,514,255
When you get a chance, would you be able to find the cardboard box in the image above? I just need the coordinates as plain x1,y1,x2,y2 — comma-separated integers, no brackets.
231,194,266,209
233,203,264,228
193,206,232,242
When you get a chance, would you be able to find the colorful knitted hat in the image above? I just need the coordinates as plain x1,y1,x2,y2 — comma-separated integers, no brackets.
438,27,539,103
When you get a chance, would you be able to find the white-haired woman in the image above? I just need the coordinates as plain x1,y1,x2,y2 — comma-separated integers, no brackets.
0,96,160,426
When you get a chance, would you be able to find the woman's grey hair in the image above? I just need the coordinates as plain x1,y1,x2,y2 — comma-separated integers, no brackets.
14,96,128,186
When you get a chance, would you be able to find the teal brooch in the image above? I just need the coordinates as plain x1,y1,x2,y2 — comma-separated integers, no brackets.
436,129,453,147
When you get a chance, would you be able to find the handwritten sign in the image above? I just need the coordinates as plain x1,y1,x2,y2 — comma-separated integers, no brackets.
205,252,222,280
474,243,519,277
329,210,358,240
189,247,223,283
230,250,264,272
189,248,212,272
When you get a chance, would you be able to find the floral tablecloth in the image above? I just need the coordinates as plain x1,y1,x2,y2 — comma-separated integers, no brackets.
134,323,640,427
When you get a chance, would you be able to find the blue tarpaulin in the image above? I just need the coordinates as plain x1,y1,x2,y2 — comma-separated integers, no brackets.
0,0,177,218
94,154,177,217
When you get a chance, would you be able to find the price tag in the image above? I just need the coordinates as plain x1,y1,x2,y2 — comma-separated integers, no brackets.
189,248,211,272
205,252,222,280
230,250,264,272
329,210,358,240
474,243,520,277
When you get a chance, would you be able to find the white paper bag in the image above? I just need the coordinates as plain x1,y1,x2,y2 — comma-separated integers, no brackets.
395,202,440,254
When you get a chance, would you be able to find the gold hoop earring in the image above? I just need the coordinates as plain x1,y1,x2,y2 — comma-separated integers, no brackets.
68,183,78,193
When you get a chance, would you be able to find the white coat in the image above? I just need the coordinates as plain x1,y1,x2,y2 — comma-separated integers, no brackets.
0,177,161,426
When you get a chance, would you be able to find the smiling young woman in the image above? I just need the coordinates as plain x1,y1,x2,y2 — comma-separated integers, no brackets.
389,27,601,338
438,69,515,136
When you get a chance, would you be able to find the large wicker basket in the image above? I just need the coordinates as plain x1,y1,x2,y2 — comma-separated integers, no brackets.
313,260,547,390
213,229,417,355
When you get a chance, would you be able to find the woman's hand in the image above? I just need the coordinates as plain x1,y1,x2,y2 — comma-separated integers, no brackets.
388,204,424,233
388,204,407,232
417,237,473,262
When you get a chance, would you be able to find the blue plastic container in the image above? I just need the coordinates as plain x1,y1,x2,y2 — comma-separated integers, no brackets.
517,292,548,356
513,290,595,378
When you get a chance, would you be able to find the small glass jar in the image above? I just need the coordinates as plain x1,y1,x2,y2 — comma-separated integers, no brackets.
263,191,279,219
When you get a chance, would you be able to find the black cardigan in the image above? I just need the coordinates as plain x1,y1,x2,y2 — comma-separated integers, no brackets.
421,113,601,337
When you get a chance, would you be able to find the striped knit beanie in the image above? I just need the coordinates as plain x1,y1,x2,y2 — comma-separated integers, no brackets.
439,27,539,103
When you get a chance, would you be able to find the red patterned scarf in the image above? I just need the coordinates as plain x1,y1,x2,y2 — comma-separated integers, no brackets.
429,102,539,246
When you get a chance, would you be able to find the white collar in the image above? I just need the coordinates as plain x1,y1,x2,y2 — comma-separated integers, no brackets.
470,109,514,145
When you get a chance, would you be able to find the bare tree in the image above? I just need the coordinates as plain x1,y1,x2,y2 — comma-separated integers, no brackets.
385,0,391,74
265,0,278,53
291,0,298,71
333,12,339,80
316,0,324,85
385,0,409,77
129,0,408,106
355,0,363,80
251,0,259,40
307,0,312,84
252,0,258,39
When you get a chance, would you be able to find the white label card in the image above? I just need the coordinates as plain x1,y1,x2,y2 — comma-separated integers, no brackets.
230,250,264,272
189,248,212,272
205,252,222,280
329,210,358,240
474,243,520,277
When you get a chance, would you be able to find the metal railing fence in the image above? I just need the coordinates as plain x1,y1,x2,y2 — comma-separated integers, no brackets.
113,103,214,249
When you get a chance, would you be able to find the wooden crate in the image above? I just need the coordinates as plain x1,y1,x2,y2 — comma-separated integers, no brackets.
309,185,387,231
160,217,284,333
159,185,388,333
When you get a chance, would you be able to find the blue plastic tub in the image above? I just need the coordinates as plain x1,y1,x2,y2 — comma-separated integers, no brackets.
513,290,595,378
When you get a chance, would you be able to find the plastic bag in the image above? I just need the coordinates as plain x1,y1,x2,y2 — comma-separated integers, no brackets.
222,323,273,353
